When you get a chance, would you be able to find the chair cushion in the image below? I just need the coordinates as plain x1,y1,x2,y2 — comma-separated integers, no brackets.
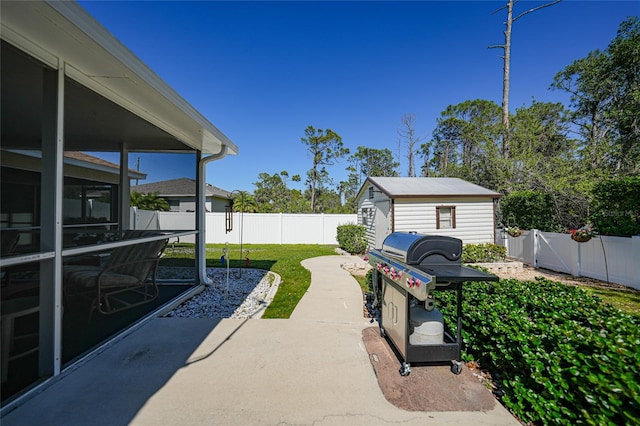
105,238,165,280
65,269,140,288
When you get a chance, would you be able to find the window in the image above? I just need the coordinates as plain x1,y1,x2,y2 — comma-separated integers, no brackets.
436,206,456,229
361,208,369,226
64,184,115,225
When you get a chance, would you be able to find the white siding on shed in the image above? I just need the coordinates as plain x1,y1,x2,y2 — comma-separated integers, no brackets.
358,184,392,249
393,198,495,244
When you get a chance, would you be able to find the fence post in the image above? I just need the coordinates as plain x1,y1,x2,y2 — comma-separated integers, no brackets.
504,230,509,256
577,242,582,277
130,207,136,229
532,229,539,268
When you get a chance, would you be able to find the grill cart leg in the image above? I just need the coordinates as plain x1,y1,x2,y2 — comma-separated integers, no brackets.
453,283,463,375
400,362,411,376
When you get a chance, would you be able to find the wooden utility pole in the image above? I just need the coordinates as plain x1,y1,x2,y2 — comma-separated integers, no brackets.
489,0,561,160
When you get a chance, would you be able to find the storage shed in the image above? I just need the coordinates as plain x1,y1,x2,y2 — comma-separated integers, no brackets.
357,177,502,249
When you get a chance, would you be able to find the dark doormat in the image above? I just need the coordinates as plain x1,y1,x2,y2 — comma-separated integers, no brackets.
362,326,497,412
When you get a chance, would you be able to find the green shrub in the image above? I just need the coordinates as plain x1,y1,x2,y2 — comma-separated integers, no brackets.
590,176,640,237
364,268,375,293
501,190,556,232
462,243,507,263
435,278,640,425
336,224,367,254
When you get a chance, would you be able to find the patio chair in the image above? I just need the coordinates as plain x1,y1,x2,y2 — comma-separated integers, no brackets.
64,231,168,319
1,230,20,257
1,296,39,383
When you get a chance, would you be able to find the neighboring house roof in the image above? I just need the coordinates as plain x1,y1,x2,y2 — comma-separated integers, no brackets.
361,177,502,199
1,149,147,180
64,151,147,180
131,178,231,199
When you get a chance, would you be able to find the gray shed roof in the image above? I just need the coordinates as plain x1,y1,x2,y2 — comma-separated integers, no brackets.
364,177,502,198
131,178,231,199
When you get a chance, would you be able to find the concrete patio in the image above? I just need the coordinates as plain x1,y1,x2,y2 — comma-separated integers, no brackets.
2,256,519,425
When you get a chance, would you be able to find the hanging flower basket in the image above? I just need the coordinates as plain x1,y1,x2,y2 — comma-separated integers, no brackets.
571,233,592,243
569,226,596,243
505,226,523,237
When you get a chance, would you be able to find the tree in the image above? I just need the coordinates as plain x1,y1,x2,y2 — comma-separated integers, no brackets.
606,18,640,174
509,100,576,188
508,101,587,229
489,0,561,159
552,17,640,174
340,146,398,213
500,190,556,231
398,113,425,177
417,140,433,176
300,126,349,212
232,191,258,213
348,146,398,182
426,100,504,190
288,189,309,213
337,173,360,213
253,172,289,212
590,176,640,237
130,191,170,211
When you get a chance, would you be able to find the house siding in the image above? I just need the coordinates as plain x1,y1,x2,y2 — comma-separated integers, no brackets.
358,182,393,249
210,197,230,213
393,198,495,244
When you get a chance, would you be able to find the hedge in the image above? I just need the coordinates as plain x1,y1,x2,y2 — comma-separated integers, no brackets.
435,278,640,425
336,224,367,254
462,243,507,263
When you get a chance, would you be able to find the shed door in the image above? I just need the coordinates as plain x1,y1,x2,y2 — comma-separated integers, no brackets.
374,200,390,249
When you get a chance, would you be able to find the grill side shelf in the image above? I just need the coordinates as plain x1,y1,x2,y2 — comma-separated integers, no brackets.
418,265,499,283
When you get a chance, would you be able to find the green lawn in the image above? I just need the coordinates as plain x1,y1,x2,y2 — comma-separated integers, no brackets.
162,243,639,317
162,243,336,318
582,286,640,315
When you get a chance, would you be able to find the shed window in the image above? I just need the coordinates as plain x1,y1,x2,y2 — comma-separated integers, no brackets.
436,206,456,229
361,208,370,226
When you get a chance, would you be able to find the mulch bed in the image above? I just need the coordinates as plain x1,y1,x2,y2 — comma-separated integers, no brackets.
361,327,498,412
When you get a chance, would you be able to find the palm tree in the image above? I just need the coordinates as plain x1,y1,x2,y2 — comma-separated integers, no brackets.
232,191,258,213
130,191,170,211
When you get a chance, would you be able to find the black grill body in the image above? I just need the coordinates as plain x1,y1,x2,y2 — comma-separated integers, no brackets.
368,232,498,375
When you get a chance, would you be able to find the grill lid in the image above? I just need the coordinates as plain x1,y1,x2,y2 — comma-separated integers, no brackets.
381,232,462,265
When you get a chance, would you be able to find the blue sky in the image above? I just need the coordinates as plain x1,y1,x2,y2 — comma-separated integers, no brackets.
79,1,639,193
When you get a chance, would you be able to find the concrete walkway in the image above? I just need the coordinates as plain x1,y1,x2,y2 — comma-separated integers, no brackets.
2,256,519,425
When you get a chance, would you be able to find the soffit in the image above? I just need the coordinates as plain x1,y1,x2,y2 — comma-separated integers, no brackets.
0,1,238,156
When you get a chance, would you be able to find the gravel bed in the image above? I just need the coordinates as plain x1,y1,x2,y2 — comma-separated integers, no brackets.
162,268,273,319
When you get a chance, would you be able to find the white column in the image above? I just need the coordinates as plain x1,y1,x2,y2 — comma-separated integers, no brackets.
119,144,130,230
40,63,65,377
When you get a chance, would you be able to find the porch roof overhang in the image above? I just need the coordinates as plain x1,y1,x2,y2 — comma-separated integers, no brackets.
0,0,238,156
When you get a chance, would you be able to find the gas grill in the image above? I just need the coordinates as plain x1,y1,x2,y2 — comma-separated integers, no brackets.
368,232,498,376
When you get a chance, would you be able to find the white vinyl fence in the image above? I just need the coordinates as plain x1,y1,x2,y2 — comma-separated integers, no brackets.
501,229,640,290
131,208,358,245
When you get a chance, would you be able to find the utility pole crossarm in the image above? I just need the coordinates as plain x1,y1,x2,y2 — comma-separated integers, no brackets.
513,0,561,22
